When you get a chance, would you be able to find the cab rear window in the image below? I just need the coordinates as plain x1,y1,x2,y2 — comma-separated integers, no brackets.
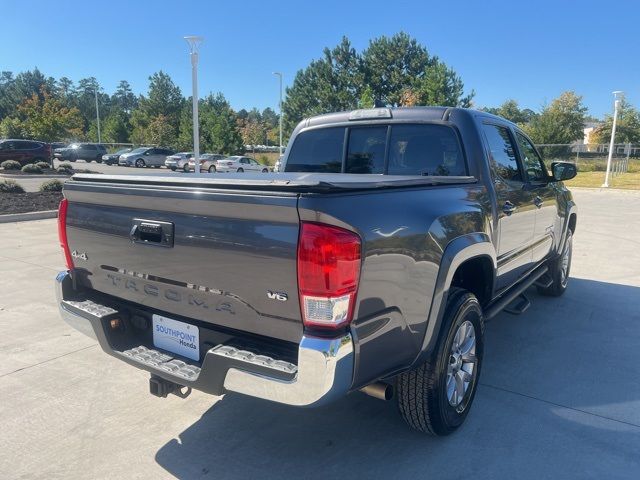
285,124,466,176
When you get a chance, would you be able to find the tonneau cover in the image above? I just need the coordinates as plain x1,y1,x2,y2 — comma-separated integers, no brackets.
69,172,477,193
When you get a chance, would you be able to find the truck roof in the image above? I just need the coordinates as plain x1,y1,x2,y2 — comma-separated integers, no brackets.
302,106,513,129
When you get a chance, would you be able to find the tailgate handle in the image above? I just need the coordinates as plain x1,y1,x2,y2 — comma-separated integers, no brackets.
130,219,174,248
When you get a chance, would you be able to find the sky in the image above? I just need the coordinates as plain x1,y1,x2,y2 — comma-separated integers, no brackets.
1,0,637,119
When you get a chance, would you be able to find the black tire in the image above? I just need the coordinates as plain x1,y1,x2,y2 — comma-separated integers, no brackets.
237,167,244,173
135,158,145,168
537,229,573,296
208,165,216,173
262,168,268,173
397,288,484,435
184,164,190,172
169,166,176,171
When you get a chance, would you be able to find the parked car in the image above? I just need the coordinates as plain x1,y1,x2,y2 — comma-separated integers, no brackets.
101,148,132,165
119,147,175,168
54,107,577,436
0,139,51,166
215,156,270,173
50,142,67,154
54,143,107,162
164,152,193,171
189,154,227,173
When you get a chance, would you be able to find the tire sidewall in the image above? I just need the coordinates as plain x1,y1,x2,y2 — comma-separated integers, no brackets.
434,291,484,431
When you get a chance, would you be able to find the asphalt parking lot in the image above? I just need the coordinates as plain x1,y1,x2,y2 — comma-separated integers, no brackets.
0,188,639,479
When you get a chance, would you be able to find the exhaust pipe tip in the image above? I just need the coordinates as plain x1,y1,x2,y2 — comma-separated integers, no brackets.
360,382,393,401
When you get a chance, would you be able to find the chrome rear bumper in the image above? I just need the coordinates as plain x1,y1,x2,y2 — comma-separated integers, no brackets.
55,271,354,406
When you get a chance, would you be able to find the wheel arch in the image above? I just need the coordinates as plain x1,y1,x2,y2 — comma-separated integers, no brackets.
413,233,496,366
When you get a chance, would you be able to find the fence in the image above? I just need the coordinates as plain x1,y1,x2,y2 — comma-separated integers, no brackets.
535,143,639,176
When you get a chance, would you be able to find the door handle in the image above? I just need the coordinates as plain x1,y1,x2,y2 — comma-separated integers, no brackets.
534,196,544,208
503,201,517,215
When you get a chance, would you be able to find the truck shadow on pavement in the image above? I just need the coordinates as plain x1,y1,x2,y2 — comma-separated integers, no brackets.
155,278,640,479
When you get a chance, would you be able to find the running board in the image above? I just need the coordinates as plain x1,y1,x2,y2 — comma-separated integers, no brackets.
485,265,548,320
503,293,531,315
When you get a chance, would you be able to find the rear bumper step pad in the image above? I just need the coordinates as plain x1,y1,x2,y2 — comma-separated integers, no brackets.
56,270,353,406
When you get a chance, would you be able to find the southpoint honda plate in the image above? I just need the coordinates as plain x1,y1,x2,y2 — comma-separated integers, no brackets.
152,314,200,361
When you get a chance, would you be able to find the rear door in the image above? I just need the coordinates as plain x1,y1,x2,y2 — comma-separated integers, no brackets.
481,123,537,290
514,131,558,263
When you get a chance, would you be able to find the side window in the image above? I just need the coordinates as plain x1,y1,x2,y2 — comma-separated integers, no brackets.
285,127,344,173
345,126,387,174
482,124,522,183
515,132,547,182
388,124,466,176
15,141,28,150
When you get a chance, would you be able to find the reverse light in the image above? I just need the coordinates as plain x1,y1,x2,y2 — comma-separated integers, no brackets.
57,199,74,270
297,222,361,329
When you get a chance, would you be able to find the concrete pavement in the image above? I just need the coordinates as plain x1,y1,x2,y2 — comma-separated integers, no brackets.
0,189,639,479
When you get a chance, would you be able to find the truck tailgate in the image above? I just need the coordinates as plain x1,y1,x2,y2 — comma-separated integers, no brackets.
63,176,303,343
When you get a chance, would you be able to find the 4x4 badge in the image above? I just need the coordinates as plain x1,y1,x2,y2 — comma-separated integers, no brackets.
71,250,88,261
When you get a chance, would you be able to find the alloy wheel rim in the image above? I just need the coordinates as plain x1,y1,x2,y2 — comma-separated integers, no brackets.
446,320,477,409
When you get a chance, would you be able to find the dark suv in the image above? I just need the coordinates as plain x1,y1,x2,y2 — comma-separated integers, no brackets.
54,143,107,162
0,139,51,166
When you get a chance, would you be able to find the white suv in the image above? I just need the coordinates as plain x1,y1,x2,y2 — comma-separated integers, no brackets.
216,156,269,173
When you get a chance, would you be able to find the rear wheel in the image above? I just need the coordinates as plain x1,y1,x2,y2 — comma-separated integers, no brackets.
183,164,190,172
262,168,268,173
537,230,572,296
397,288,484,435
208,165,216,173
237,167,244,173
135,158,145,168
169,166,176,171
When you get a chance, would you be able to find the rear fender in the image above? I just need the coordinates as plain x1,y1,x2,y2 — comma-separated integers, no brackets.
412,233,496,366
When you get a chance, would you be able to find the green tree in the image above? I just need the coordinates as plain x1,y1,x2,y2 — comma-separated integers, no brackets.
523,91,588,144
111,80,138,114
102,110,131,143
282,33,472,134
16,87,83,141
483,99,537,124
0,116,26,138
282,36,361,133
131,71,183,146
146,114,175,146
201,93,243,154
591,97,640,144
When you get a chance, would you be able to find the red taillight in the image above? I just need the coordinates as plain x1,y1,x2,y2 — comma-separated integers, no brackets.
57,199,74,270
297,222,361,329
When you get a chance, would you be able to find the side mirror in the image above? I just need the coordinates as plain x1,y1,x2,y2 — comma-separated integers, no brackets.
551,162,577,181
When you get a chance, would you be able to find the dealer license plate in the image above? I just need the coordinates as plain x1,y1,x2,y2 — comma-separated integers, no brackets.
152,314,200,361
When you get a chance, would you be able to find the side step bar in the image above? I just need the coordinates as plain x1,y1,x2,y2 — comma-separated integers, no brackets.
485,265,548,320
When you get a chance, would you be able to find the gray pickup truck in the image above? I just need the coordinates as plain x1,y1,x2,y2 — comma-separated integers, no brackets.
55,107,577,435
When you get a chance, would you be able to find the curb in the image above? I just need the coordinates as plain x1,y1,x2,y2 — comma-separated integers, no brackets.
0,174,70,179
0,210,58,223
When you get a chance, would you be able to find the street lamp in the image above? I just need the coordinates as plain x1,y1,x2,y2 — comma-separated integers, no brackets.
185,35,203,174
273,72,283,156
94,88,101,144
602,90,623,188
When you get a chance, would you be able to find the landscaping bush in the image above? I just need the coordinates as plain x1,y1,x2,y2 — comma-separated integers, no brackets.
39,179,64,192
0,179,25,193
57,162,73,174
0,160,21,170
35,161,51,170
21,163,42,174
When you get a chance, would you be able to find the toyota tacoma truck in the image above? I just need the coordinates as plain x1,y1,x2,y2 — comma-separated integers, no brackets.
55,107,577,435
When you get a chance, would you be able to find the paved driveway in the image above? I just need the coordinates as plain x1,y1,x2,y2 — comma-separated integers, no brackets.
0,189,638,479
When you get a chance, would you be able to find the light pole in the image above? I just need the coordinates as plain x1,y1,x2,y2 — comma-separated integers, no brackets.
602,90,623,188
273,72,283,156
94,88,101,144
185,36,203,174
